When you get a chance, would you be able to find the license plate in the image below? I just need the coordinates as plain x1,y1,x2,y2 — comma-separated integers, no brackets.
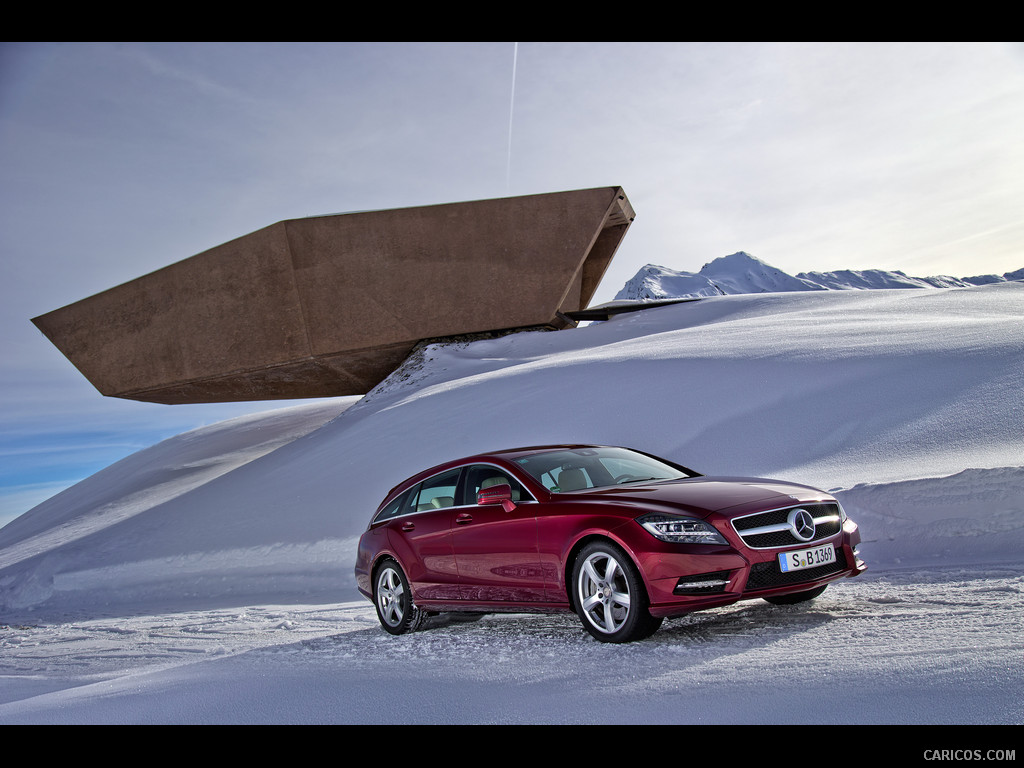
779,542,835,572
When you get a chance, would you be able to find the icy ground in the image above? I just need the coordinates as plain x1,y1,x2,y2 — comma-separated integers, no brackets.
1,567,1022,725
1,283,1022,724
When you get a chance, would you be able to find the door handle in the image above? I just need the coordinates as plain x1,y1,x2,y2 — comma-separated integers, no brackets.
455,513,474,525
401,522,415,532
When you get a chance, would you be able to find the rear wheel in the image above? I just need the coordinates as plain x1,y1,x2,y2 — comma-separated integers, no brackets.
573,541,662,643
373,559,422,634
764,584,828,605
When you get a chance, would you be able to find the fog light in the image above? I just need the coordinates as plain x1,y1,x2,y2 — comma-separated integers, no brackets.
674,571,731,594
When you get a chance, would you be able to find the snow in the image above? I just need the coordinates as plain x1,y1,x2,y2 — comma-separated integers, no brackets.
2,282,1023,724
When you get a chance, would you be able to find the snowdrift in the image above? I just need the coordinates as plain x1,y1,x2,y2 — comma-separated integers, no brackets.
1,283,1022,618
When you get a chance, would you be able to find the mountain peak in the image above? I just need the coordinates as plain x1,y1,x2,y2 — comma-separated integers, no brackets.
696,252,823,295
699,251,761,272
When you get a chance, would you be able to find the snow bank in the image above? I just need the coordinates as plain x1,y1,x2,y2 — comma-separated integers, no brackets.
836,467,1024,568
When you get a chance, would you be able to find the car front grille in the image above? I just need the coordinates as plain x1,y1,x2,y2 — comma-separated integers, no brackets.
745,548,849,591
731,503,843,549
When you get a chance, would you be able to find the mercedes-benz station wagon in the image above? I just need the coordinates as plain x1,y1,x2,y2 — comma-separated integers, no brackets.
354,445,866,642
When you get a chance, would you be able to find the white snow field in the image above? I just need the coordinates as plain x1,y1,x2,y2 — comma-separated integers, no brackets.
1,283,1022,725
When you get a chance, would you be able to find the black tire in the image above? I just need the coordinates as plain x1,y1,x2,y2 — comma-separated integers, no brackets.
572,541,663,643
373,558,423,634
764,584,828,605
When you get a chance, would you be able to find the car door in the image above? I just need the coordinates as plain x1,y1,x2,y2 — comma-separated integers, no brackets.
450,464,547,602
381,468,462,601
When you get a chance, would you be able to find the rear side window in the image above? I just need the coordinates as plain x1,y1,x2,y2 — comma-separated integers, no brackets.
373,468,463,522
373,491,409,523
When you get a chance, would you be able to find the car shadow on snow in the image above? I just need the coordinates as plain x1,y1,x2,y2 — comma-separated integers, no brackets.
653,600,837,644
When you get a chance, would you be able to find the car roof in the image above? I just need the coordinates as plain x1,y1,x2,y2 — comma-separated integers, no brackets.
479,444,603,460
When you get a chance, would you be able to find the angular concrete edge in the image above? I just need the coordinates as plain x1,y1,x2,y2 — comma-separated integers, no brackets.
33,187,635,404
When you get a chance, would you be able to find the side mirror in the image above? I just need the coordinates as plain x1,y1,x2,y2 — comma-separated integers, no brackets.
477,483,517,513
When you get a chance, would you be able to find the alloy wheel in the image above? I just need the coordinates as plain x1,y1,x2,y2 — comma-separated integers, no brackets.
578,549,632,634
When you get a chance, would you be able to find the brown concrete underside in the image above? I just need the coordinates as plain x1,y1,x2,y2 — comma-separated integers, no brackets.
32,187,634,404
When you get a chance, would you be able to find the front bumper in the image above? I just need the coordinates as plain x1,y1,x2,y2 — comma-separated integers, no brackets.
635,518,866,619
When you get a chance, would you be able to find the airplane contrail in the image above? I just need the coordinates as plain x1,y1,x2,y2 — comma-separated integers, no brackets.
506,42,518,192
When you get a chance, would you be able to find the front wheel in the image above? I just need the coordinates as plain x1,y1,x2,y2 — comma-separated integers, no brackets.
572,541,662,643
373,559,423,634
764,584,828,605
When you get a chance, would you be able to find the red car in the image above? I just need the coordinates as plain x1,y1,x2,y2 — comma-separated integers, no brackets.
354,445,866,643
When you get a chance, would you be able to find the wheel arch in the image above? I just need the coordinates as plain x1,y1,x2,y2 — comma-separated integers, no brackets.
563,532,649,611
369,550,407,595
371,549,402,576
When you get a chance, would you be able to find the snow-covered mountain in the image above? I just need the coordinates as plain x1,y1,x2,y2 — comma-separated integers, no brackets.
797,267,1015,290
615,251,1024,300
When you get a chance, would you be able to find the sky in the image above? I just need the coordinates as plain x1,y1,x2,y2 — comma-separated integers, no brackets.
1,41,1022,527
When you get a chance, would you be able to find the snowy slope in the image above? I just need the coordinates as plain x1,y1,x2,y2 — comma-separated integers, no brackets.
616,252,1023,300
2,282,1021,615
1,283,1022,724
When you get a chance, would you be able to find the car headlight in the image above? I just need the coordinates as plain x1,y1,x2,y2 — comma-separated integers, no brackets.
637,513,727,545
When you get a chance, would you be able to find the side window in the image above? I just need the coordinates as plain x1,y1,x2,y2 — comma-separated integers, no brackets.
463,465,529,504
373,490,409,523
412,468,461,511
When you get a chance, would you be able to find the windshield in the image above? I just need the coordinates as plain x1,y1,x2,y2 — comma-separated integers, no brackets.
514,447,695,492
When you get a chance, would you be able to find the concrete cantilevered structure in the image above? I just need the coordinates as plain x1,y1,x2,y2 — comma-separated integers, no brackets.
32,187,635,404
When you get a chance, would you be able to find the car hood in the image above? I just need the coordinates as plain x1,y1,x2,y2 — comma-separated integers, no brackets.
564,476,830,518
